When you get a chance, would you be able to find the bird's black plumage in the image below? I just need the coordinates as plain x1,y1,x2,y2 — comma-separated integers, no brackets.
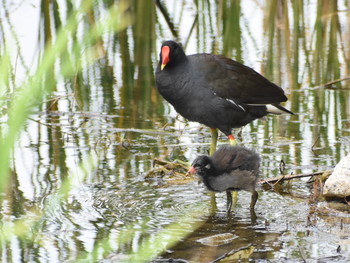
156,40,293,139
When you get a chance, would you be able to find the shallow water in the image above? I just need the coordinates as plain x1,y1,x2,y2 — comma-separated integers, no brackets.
1,0,350,262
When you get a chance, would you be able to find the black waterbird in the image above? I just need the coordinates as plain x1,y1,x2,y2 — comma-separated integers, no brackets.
156,40,293,154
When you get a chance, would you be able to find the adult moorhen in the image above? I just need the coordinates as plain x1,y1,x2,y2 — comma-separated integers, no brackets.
187,145,259,215
156,40,294,154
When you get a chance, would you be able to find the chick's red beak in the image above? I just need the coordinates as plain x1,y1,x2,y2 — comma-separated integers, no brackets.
186,166,196,176
161,46,170,70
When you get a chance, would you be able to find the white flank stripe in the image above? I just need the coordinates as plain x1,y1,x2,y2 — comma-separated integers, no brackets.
238,105,245,111
227,99,245,112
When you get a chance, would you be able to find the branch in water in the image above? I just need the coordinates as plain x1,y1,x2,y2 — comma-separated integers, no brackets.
257,170,333,186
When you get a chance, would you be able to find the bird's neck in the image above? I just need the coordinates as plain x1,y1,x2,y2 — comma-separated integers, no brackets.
199,164,221,178
165,57,188,72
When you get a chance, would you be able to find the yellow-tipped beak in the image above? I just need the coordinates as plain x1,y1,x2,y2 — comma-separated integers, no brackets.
161,64,166,70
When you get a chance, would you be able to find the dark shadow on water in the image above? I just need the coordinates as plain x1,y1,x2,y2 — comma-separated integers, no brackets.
158,211,283,262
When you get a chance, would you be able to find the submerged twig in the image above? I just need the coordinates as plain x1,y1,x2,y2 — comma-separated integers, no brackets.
112,128,174,136
258,170,333,185
279,159,286,175
322,76,350,87
311,136,320,153
298,244,307,263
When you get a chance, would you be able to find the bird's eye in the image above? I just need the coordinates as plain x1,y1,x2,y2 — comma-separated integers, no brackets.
204,163,211,170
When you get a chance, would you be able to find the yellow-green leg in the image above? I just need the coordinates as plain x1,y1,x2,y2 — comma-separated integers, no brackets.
227,134,238,214
209,192,217,215
228,134,238,214
209,128,218,214
210,128,218,155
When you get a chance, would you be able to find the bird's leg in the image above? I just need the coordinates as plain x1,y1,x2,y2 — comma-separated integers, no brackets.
208,128,218,215
250,208,257,224
250,190,258,223
228,134,237,146
226,191,233,216
226,191,238,216
210,128,218,155
250,190,259,211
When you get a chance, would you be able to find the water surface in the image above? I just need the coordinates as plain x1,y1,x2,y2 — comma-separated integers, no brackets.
1,0,350,262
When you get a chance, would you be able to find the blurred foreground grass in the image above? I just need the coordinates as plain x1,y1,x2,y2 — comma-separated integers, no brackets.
0,1,204,262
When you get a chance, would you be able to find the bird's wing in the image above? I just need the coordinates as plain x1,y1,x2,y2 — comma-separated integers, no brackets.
190,54,288,105
212,146,260,172
211,145,237,171
211,145,247,171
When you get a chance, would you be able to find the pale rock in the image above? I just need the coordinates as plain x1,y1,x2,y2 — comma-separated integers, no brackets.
323,153,350,198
